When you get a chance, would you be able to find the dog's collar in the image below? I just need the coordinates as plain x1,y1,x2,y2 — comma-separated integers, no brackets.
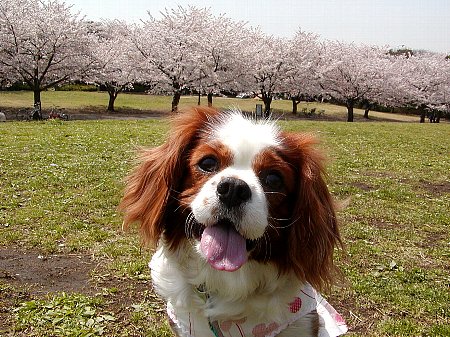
194,284,224,337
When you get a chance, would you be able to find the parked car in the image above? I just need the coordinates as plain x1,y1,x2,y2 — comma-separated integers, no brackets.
236,92,253,99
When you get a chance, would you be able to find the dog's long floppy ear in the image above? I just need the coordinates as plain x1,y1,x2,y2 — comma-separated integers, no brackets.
120,107,220,246
280,132,342,291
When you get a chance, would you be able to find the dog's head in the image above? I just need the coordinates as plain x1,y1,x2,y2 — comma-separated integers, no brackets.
121,107,341,290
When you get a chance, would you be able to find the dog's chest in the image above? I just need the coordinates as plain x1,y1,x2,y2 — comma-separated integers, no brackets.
150,245,304,327
150,245,347,337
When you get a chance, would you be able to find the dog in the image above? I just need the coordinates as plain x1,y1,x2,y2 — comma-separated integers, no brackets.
120,107,347,337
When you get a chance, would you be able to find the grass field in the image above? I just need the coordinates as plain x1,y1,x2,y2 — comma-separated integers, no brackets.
0,102,449,336
0,90,421,122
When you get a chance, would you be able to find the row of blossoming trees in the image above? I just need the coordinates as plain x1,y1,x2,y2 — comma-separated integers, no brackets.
1,0,449,122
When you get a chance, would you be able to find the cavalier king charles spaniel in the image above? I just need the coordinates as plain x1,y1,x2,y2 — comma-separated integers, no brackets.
121,107,347,337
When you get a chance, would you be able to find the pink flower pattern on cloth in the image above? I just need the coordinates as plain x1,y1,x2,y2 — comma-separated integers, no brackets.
167,283,348,337
252,322,280,337
289,297,302,313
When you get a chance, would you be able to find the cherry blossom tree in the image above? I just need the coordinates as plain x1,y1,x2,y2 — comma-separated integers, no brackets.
389,51,449,122
90,20,141,111
0,0,96,114
131,6,253,112
319,41,390,122
243,33,291,117
198,15,251,107
442,57,450,121
131,6,214,112
281,30,322,114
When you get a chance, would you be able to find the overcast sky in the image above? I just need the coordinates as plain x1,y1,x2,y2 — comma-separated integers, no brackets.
69,0,450,53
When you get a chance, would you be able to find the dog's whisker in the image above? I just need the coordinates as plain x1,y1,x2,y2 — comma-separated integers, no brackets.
184,213,198,238
269,222,293,229
184,213,191,232
270,215,302,231
267,218,282,235
264,191,287,197
173,202,191,214
184,215,192,237
168,193,181,201
268,216,291,222
263,231,271,263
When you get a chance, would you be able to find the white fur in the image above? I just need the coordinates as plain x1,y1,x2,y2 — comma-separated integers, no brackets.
150,243,317,336
211,112,281,168
191,112,281,242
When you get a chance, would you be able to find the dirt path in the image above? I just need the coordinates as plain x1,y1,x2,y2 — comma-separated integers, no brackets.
0,247,167,336
1,106,435,122
0,248,94,295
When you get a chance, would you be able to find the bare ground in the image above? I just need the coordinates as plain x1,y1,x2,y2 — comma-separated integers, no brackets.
0,248,94,295
0,247,166,336
0,248,94,334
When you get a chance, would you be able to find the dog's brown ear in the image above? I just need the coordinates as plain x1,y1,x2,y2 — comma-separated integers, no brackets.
120,107,221,246
279,132,342,291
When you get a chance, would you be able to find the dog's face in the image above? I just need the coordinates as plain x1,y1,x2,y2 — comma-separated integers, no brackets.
180,113,295,271
121,107,341,290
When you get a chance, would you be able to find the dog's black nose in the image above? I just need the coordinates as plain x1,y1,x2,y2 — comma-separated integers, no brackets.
217,177,251,208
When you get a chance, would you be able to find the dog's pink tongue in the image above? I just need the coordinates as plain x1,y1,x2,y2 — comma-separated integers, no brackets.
200,225,247,272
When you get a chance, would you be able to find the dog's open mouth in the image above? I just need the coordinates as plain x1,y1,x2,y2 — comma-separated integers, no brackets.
199,219,248,272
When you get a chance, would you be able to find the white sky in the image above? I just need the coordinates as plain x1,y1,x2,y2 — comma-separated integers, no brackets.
69,0,450,53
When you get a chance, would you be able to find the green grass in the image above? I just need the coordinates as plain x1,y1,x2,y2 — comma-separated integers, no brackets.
0,90,420,122
0,116,449,336
11,290,172,337
0,90,174,111
0,90,332,114
14,293,113,336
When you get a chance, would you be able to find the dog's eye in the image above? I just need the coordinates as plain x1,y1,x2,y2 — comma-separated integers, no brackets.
263,171,284,190
198,156,219,173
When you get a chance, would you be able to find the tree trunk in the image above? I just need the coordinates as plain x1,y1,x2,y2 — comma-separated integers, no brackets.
33,88,42,120
197,91,201,105
33,66,41,110
33,89,41,106
291,97,300,115
347,100,354,122
264,99,272,118
172,91,181,112
362,100,371,119
107,90,118,112
420,110,426,123
262,91,272,118
207,93,213,107
364,108,370,119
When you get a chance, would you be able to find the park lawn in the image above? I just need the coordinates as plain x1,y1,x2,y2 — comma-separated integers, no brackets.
0,90,312,112
0,118,449,336
0,90,419,122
